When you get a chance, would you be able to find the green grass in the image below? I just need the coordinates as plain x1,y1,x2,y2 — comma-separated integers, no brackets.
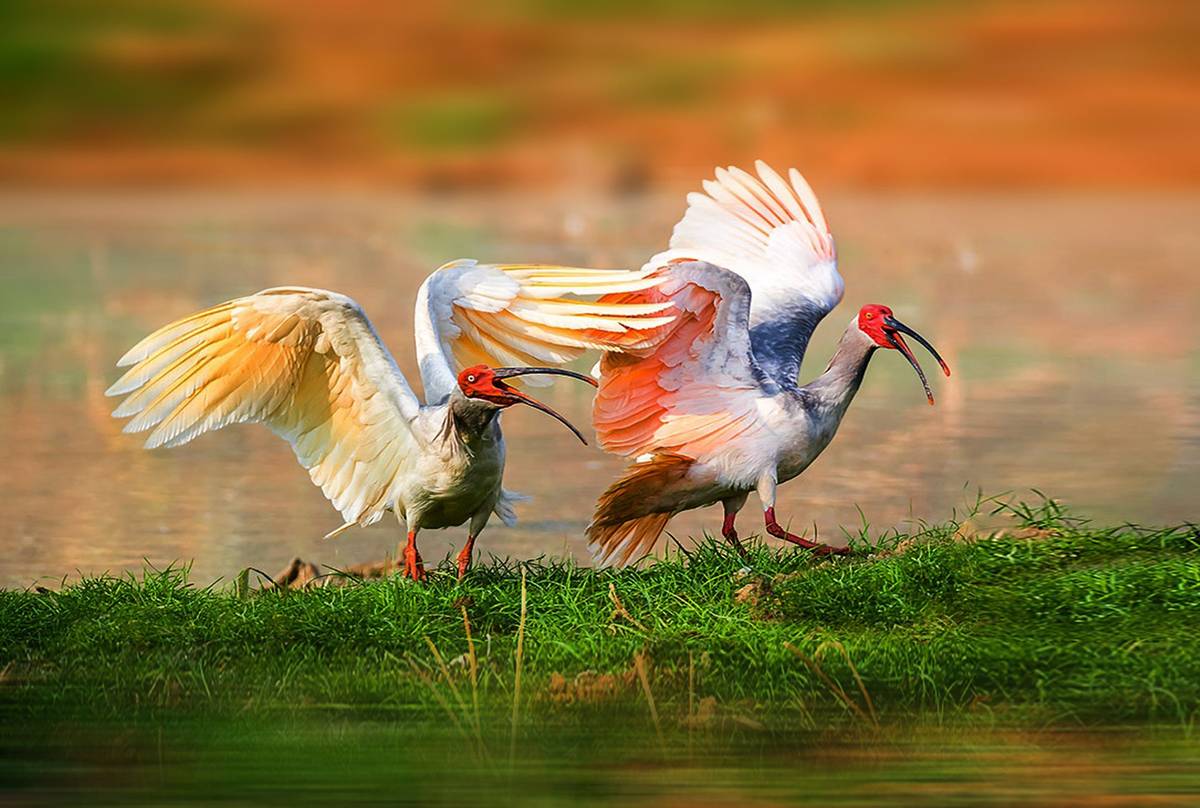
2,500,1198,730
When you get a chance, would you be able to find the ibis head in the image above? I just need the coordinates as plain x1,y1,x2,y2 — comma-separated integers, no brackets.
856,304,951,405
456,364,598,444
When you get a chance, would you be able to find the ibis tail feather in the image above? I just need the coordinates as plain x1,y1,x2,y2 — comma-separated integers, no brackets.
586,453,694,566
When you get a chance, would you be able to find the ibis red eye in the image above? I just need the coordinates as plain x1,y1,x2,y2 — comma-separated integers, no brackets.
467,375,476,383
865,312,874,320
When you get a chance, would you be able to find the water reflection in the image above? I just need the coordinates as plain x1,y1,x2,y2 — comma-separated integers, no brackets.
1,191,1197,586
5,715,1200,806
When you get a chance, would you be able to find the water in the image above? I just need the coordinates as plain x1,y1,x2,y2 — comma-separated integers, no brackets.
5,715,1200,806
2,190,1197,587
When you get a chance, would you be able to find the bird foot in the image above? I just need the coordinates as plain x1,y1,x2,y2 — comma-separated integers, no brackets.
772,529,850,556
764,508,850,556
455,535,477,581
402,547,427,581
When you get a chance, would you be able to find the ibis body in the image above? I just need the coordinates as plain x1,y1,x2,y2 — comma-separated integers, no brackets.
587,163,950,563
107,261,672,579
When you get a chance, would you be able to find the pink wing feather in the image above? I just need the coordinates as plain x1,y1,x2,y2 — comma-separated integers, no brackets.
651,161,844,388
593,260,769,463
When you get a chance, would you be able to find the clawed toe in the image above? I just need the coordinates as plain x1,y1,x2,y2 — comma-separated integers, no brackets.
402,551,426,581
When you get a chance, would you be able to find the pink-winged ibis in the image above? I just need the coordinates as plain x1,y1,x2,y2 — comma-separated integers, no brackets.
587,162,950,563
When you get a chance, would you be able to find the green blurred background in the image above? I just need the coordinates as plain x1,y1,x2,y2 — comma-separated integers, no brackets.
2,0,1196,189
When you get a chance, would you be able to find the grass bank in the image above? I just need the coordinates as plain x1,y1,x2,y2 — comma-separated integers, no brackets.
3,500,1198,729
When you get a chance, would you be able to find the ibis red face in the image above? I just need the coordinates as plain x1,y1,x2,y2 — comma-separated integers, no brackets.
857,304,951,405
457,364,598,444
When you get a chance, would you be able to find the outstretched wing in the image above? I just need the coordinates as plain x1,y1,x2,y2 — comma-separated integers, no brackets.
652,160,843,388
592,260,772,463
415,260,675,404
106,287,421,530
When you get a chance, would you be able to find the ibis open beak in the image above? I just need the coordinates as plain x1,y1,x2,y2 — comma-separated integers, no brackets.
882,316,951,406
492,366,598,445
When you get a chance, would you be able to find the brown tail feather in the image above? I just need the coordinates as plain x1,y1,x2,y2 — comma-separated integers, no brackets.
587,453,693,566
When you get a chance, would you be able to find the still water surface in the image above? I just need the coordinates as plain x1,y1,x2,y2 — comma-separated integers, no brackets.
1,190,1197,586
6,716,1200,806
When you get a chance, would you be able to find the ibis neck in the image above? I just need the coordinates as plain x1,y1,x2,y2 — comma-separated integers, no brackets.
799,323,877,418
444,392,503,446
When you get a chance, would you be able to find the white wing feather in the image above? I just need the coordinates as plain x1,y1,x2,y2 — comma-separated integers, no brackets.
107,287,421,528
414,260,674,404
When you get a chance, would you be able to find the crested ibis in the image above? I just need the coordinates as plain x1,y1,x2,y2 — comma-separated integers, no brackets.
107,260,673,580
587,162,950,563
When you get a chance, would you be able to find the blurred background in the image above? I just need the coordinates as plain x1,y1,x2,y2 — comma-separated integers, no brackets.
1,0,1198,585
2,0,1197,188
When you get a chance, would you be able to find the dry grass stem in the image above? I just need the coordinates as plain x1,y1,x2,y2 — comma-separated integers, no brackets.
510,567,527,765
633,650,664,750
407,658,469,740
609,583,648,632
785,642,879,730
461,605,482,741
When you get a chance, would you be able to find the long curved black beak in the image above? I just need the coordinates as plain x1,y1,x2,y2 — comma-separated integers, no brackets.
882,316,951,406
492,366,598,445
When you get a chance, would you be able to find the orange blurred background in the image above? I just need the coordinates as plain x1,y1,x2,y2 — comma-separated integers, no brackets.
2,0,1197,189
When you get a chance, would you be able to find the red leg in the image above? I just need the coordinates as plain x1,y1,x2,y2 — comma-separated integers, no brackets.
456,534,477,580
764,508,849,557
721,511,750,561
402,530,426,581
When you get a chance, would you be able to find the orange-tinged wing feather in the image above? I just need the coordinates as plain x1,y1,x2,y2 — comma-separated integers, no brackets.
592,261,768,463
107,287,421,529
415,260,675,402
